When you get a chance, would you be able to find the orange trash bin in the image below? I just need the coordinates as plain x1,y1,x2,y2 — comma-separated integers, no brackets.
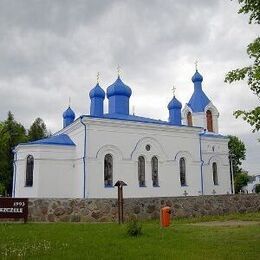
160,206,171,227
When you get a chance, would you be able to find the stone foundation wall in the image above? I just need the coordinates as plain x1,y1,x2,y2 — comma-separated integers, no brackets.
27,194,260,222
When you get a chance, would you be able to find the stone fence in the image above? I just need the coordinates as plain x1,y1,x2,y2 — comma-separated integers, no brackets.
26,194,260,222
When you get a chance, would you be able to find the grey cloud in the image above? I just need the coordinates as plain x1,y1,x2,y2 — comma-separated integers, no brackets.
0,0,259,173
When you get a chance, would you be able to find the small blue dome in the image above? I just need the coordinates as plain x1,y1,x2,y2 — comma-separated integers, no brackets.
192,70,203,83
63,106,75,119
168,96,182,110
89,83,105,99
107,76,132,98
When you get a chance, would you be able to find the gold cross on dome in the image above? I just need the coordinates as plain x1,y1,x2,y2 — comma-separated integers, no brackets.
69,97,71,107
195,59,198,71
117,64,121,77
97,72,100,83
172,85,176,96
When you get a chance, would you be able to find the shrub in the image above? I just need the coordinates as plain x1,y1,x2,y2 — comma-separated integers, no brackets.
126,219,142,237
255,184,260,194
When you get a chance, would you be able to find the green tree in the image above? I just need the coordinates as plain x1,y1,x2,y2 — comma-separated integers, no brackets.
0,112,27,196
234,170,250,193
228,135,249,193
225,0,260,132
28,117,48,142
228,135,246,174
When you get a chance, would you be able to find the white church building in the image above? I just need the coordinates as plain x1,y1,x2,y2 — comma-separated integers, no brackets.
12,68,231,198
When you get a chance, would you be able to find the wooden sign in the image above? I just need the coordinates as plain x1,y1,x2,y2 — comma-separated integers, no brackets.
0,198,28,223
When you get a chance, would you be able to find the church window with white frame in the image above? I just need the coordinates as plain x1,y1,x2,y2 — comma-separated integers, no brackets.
212,162,218,185
104,154,113,187
151,156,159,187
138,156,146,187
25,155,34,187
180,157,186,186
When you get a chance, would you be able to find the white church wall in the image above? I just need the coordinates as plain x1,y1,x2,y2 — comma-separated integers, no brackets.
14,145,78,198
201,137,231,195
14,150,40,197
13,117,231,199
85,118,203,198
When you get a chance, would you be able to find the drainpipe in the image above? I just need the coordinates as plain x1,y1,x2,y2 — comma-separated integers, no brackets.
80,116,87,198
199,132,204,195
12,149,17,198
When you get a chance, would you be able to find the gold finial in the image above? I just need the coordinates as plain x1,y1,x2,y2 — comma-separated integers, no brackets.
117,64,121,77
69,97,71,107
195,59,198,71
97,72,100,84
172,85,176,97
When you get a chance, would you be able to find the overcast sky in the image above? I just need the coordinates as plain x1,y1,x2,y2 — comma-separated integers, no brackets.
0,0,259,173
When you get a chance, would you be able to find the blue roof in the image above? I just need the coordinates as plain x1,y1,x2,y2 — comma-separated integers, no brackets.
187,90,210,112
168,96,182,110
85,113,191,127
89,83,105,99
102,113,168,125
63,106,75,119
27,134,76,146
200,132,228,139
187,70,210,112
107,76,132,98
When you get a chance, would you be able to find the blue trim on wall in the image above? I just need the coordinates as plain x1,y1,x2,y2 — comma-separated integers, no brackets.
20,134,76,146
199,132,228,139
199,133,204,195
80,116,87,198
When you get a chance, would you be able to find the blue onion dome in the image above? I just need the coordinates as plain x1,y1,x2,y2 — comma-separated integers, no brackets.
89,83,105,99
192,70,203,83
168,96,182,110
63,106,75,119
107,76,132,98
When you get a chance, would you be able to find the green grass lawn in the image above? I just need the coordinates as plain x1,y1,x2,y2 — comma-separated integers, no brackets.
0,212,259,259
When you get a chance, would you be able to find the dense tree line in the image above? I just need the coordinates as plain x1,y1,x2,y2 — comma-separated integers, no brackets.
0,112,48,196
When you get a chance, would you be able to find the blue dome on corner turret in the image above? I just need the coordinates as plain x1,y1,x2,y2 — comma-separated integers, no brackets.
63,106,75,128
168,96,182,110
107,76,132,98
89,82,105,117
89,83,105,99
192,70,203,83
168,95,182,126
63,106,75,119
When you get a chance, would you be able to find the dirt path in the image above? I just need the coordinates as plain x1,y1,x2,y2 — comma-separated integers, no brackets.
190,220,260,227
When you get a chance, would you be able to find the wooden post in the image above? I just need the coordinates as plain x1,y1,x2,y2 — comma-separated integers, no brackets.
114,180,127,224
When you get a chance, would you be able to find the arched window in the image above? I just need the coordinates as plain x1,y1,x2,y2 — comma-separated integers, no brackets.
104,154,113,187
206,110,213,132
187,112,193,126
213,162,218,185
151,156,159,187
180,157,186,186
25,155,34,187
138,156,145,187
